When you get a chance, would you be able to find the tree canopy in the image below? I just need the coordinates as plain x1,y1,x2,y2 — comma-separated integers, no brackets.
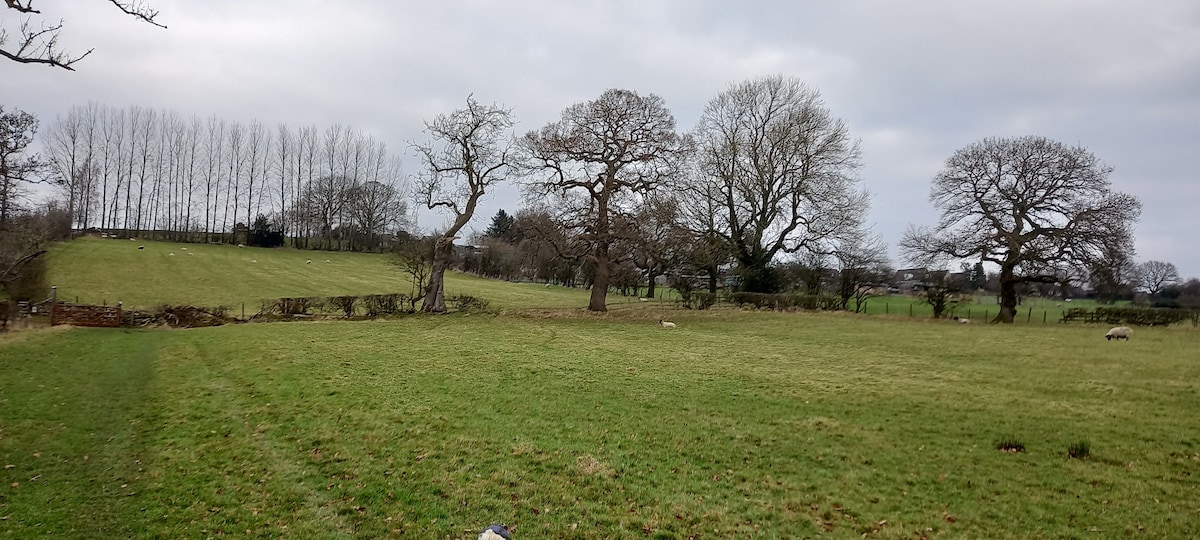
902,136,1141,323
689,75,867,293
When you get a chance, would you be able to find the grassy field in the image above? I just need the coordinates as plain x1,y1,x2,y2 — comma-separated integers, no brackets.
8,237,1199,537
46,237,1100,324
3,310,1199,538
43,238,593,311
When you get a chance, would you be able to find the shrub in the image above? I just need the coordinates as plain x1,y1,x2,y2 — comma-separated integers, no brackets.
696,292,717,310
363,293,404,317
447,294,492,313
994,436,1025,453
327,295,358,317
1067,440,1091,459
277,297,319,316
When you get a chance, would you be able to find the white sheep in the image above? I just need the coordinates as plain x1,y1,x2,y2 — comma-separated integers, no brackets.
478,525,511,540
1105,326,1132,341
237,243,245,248
659,319,677,328
168,252,175,256
638,297,649,302
325,259,331,263
251,259,257,263
137,245,144,250
187,252,194,256
306,259,313,264
952,316,970,324
181,247,188,251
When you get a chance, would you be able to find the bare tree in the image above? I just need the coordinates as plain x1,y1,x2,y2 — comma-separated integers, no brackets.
412,96,515,313
690,75,867,293
2,1,165,70
522,88,688,311
41,105,86,224
1135,260,1180,296
901,136,1141,323
0,105,41,227
630,195,690,299
832,231,890,313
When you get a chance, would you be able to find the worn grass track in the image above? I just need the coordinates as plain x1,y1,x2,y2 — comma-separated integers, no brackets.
3,312,1198,538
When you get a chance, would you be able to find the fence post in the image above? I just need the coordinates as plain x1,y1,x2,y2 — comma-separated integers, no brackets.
50,286,58,326
1043,310,1047,323
909,304,913,317
1027,307,1032,323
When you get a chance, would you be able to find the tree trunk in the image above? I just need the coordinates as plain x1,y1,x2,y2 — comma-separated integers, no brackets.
996,266,1018,323
588,248,610,312
422,240,452,313
645,272,657,299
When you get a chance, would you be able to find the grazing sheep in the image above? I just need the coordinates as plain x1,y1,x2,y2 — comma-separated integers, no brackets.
325,259,331,263
187,252,194,256
237,243,245,248
545,283,551,288
137,245,144,250
478,524,511,540
251,259,257,263
168,252,175,256
659,319,677,328
952,316,970,324
306,259,313,264
638,297,649,302
181,247,187,251
1105,326,1132,341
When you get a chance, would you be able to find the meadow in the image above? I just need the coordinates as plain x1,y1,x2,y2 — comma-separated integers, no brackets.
1,238,1197,538
44,237,1088,323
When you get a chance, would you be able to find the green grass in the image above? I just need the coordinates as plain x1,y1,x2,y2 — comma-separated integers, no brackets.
44,238,592,311
3,312,1199,538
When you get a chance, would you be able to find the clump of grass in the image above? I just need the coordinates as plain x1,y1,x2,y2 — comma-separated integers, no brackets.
1067,440,1091,459
994,435,1025,453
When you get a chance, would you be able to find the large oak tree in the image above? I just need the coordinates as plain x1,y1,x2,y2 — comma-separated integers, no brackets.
901,136,1140,323
521,88,688,311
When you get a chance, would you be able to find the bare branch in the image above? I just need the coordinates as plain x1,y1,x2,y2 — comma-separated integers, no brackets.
2,1,164,70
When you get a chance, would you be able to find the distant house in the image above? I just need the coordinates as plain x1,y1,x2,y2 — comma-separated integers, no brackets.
893,268,968,292
894,268,928,292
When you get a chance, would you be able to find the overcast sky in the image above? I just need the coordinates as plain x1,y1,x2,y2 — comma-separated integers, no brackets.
4,1,1198,278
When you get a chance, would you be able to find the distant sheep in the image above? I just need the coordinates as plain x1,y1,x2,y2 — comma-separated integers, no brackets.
638,297,649,302
952,316,970,324
181,247,188,251
137,245,144,250
324,259,331,263
1105,326,1132,341
187,252,194,256
168,252,175,256
251,259,257,263
478,525,511,540
237,243,245,248
659,319,677,328
306,259,312,264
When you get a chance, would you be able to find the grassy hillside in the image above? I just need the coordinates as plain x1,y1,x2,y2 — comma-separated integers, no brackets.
44,238,593,311
2,312,1198,538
